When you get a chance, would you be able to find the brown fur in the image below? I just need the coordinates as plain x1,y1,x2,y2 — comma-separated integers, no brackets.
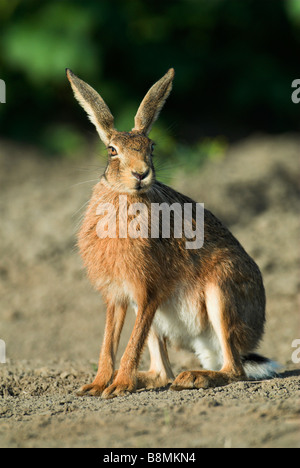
66,69,267,398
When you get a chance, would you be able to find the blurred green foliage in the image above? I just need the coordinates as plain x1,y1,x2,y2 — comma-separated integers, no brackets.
0,0,299,164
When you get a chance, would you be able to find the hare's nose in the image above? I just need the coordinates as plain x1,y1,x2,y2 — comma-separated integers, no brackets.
132,169,150,181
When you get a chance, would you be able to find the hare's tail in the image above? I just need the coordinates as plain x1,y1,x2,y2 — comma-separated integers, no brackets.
241,353,280,380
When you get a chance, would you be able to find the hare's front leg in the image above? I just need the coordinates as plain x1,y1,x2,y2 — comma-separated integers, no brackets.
77,302,127,396
136,327,174,390
102,302,158,399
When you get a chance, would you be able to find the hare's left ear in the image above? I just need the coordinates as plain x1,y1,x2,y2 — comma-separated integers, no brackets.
133,68,175,136
66,69,115,146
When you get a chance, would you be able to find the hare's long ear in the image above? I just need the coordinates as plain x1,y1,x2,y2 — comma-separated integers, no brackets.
133,68,175,136
66,69,114,146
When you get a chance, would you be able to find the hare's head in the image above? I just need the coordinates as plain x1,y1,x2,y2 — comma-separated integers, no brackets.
66,68,174,194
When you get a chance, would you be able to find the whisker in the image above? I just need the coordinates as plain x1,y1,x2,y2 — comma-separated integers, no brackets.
72,199,91,218
73,167,101,173
68,178,100,188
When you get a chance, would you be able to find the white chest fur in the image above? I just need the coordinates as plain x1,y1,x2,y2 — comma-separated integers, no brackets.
153,292,202,350
153,291,223,371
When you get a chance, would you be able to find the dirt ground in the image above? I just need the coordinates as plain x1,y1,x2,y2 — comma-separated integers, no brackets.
0,133,299,448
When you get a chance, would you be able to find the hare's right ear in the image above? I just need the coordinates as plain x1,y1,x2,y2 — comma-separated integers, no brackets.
133,68,175,136
66,69,114,146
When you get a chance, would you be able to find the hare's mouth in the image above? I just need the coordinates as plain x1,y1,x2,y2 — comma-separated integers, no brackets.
135,179,148,189
134,179,153,193
131,168,153,192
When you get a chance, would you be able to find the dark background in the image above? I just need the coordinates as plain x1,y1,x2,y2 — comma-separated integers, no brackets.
0,0,300,162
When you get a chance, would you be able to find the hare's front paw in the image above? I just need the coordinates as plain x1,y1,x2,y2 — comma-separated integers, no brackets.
101,375,136,399
136,370,172,390
77,382,106,397
77,371,118,397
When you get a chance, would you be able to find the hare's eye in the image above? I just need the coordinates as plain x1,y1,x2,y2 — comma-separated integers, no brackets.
150,143,155,153
108,146,118,157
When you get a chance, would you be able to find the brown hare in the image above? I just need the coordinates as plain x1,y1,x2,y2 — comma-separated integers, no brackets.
66,68,278,398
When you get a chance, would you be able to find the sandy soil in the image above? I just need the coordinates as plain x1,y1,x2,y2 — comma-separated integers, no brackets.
0,133,299,448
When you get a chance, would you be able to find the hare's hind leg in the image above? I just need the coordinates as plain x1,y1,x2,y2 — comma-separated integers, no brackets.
171,283,246,391
77,301,127,396
136,327,174,389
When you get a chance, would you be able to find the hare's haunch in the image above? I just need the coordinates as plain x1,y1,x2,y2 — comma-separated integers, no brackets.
66,68,278,398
